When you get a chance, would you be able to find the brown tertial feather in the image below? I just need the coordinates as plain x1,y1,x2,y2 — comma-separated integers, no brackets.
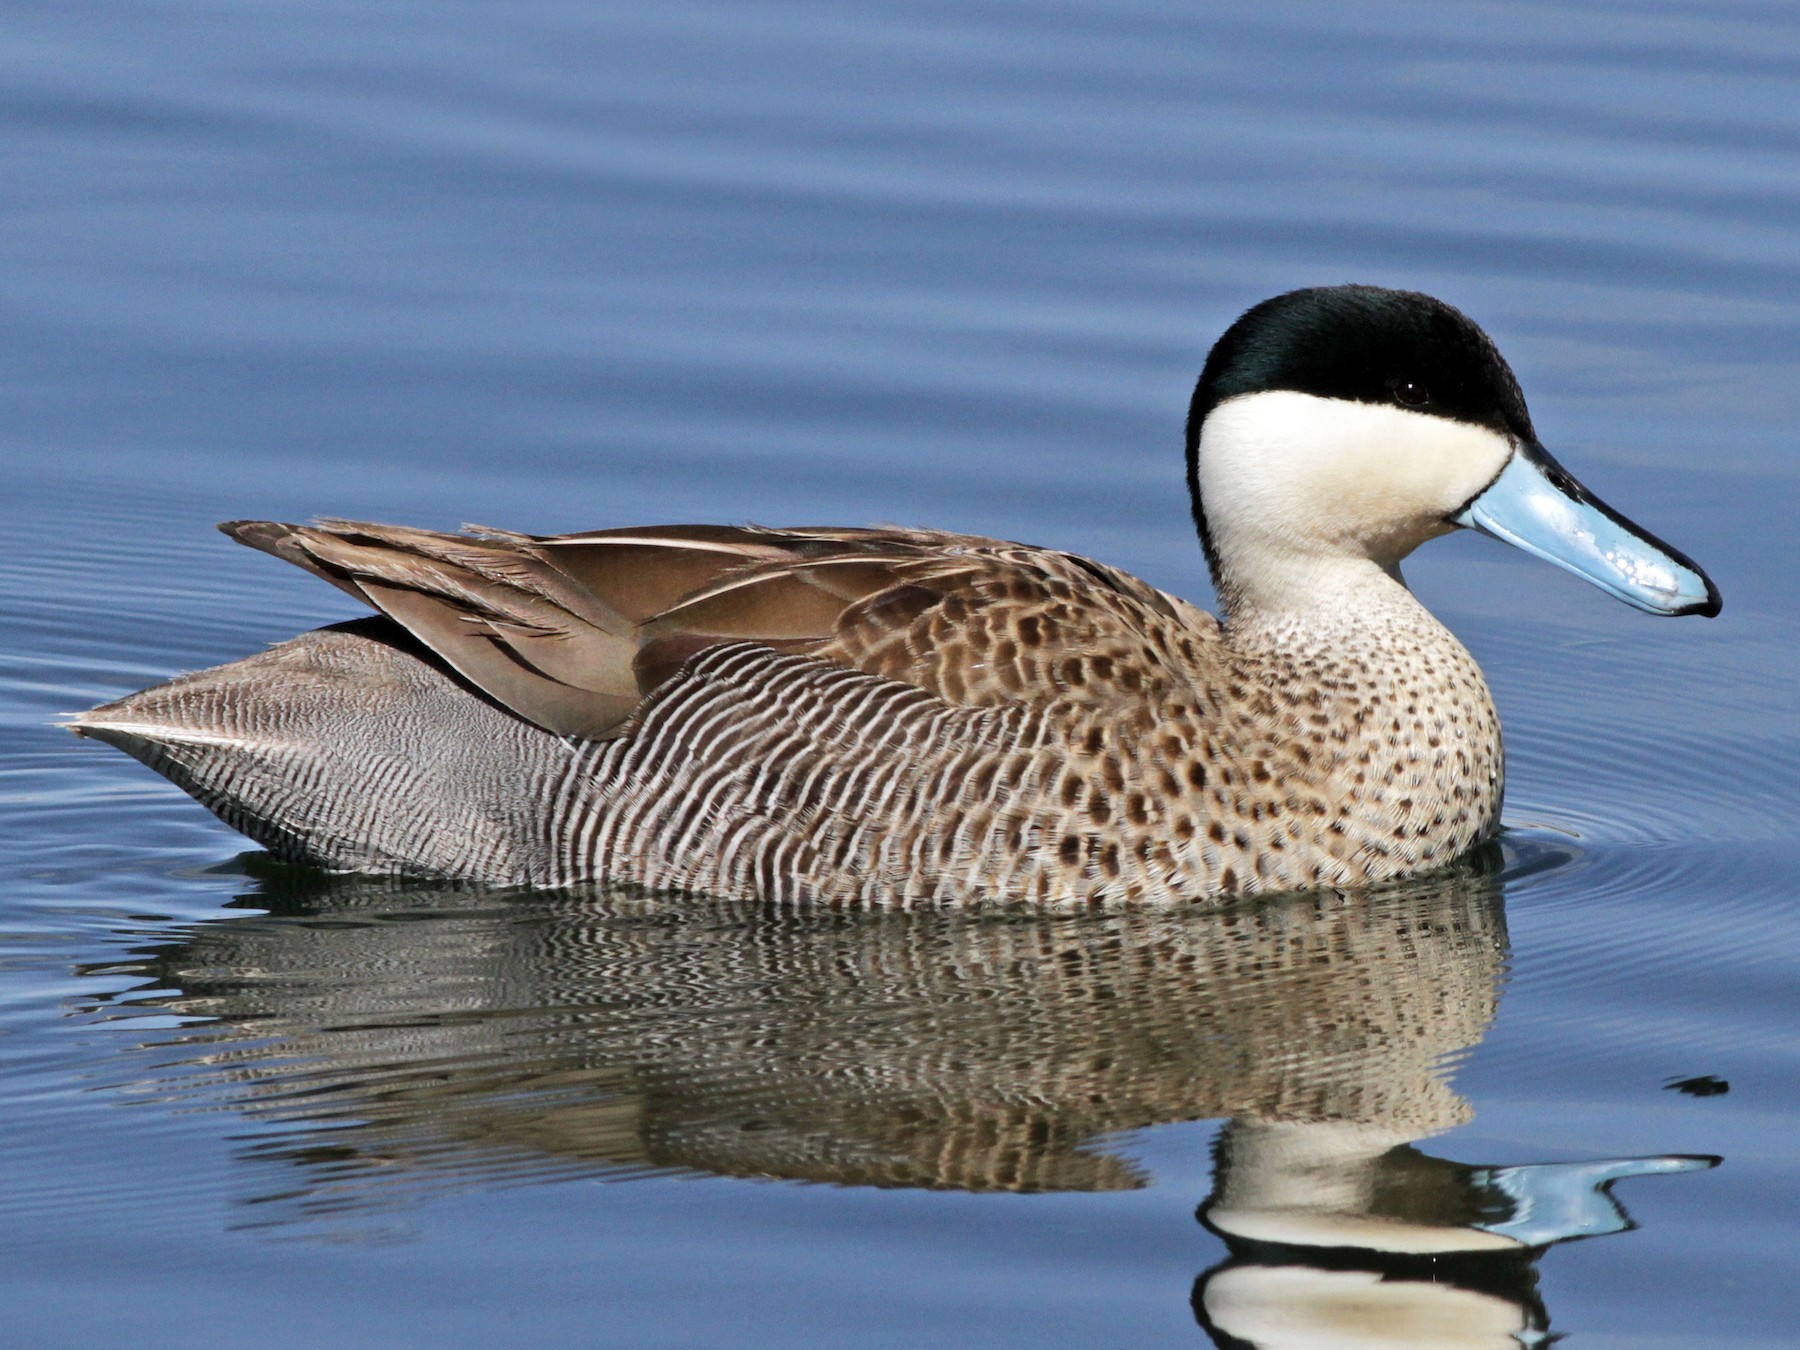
217,521,1216,743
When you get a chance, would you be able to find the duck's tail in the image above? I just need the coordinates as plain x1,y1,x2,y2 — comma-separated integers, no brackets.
68,618,571,883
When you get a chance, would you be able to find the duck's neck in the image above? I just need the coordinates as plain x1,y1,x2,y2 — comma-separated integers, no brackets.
1216,550,1425,638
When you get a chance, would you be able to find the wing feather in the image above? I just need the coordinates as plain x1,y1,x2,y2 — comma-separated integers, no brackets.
223,519,1213,741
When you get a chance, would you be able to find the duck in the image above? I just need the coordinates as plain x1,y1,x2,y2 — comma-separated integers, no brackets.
72,285,1720,907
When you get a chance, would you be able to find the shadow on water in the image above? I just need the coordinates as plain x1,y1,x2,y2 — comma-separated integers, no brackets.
79,837,1713,1346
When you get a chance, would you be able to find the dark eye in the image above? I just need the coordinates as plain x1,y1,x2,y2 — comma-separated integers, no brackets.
1393,379,1430,408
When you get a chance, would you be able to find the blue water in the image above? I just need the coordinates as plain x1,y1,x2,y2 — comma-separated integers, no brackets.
4,2,1799,1345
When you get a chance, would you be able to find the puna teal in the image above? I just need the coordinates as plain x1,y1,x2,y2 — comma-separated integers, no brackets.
71,286,1720,905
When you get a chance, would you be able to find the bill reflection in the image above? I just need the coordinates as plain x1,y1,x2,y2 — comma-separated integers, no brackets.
1195,1123,1713,1348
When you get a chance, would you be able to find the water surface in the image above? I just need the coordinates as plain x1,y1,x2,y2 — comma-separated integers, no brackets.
4,2,1798,1345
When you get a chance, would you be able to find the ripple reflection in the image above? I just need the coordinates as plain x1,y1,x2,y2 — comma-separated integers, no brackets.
80,848,1713,1343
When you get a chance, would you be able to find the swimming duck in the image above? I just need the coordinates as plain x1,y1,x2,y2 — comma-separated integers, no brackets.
73,285,1719,905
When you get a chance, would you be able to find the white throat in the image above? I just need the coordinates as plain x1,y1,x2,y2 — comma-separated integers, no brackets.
1195,390,1514,622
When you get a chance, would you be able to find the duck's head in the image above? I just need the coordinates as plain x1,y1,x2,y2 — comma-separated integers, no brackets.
1186,285,1720,618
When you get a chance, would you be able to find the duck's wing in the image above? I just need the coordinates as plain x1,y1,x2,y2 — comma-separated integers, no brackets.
222,519,1213,740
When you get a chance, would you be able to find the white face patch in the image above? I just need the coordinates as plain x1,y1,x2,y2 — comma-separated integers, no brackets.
1198,390,1515,567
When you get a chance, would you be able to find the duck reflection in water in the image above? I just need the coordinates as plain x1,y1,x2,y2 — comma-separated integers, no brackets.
86,842,1713,1345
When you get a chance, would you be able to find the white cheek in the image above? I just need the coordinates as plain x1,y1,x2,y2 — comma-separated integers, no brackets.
1198,391,1515,557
